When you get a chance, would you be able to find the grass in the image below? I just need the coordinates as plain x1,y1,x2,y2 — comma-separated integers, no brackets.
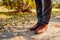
0,8,60,32
0,8,60,21
52,8,60,17
0,12,36,31
0,8,60,24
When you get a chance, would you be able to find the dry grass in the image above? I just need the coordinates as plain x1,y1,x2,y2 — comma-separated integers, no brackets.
52,8,60,17
0,8,60,33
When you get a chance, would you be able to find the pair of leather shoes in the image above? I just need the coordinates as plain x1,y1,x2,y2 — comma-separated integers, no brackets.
30,23,48,34
35,24,48,34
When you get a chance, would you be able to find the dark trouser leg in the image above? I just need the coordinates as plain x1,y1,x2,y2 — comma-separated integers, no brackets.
42,0,52,24
35,0,52,25
35,0,42,25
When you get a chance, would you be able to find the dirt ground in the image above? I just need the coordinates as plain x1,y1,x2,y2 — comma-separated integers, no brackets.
0,16,60,40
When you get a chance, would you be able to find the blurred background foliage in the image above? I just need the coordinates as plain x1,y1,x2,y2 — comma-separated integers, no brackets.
0,0,60,12
0,0,35,12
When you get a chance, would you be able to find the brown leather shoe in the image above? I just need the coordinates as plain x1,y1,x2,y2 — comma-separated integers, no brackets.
35,24,48,34
30,23,39,31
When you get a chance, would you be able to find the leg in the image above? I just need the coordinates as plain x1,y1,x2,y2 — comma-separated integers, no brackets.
29,0,42,31
35,0,42,25
37,0,52,25
35,0,52,34
42,0,52,24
